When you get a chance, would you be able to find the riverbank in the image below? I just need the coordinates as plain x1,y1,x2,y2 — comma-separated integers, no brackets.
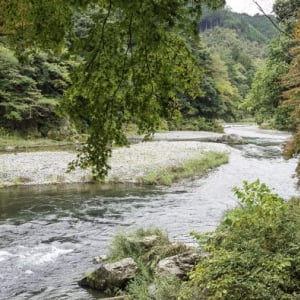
0,140,230,188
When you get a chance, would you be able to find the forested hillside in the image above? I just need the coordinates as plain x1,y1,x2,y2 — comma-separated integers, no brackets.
0,6,278,137
160,8,278,130
199,8,278,43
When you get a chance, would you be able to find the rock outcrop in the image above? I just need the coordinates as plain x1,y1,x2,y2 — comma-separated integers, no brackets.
79,257,138,291
214,134,245,145
157,250,207,280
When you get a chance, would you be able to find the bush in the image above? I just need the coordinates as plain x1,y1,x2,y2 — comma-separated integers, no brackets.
180,180,300,300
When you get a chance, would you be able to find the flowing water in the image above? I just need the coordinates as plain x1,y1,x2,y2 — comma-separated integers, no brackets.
0,125,299,300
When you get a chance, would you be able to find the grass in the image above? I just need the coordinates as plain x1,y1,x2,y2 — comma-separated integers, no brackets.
137,151,229,186
0,135,75,151
105,228,190,299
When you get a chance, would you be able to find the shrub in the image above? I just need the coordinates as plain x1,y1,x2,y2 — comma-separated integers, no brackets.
180,180,300,300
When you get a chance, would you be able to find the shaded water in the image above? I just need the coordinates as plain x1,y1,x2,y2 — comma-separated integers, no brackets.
0,125,299,299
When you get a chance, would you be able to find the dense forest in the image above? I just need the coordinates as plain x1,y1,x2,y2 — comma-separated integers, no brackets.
0,6,277,136
0,0,299,177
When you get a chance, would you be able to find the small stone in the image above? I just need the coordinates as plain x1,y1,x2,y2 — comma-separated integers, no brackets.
148,283,157,298
93,254,108,263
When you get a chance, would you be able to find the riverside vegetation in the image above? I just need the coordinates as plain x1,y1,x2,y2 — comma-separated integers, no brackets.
136,151,229,186
89,181,300,299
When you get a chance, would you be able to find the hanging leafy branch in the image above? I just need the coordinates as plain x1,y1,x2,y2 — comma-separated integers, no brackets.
0,0,225,177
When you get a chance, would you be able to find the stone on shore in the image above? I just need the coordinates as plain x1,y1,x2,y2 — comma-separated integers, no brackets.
157,250,207,280
78,257,138,291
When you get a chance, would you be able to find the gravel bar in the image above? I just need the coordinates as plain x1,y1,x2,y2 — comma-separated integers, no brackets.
0,141,229,187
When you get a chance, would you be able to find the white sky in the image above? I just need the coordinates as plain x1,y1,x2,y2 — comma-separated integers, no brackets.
225,0,275,15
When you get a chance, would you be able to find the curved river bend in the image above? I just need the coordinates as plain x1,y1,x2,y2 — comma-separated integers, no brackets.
0,125,299,299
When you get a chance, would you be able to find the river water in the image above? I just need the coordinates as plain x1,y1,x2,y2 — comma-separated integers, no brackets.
0,125,299,300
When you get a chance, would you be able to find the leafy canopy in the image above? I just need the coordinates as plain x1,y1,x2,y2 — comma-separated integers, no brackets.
0,0,225,177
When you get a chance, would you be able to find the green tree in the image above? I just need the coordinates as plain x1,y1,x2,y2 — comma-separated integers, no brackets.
201,26,261,119
282,14,300,176
243,35,293,129
0,45,70,135
199,7,278,44
176,42,237,129
0,0,225,177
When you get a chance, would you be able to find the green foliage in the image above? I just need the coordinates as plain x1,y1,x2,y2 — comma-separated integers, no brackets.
199,27,267,121
180,181,300,300
0,0,226,177
281,16,300,177
154,274,182,300
197,7,282,123
126,273,182,300
137,151,229,186
0,0,73,53
243,35,294,130
109,228,170,263
243,0,300,133
169,117,224,133
178,43,239,123
0,45,71,136
274,0,300,31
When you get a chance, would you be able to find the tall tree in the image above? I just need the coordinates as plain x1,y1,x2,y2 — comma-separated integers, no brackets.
281,13,300,176
243,35,293,129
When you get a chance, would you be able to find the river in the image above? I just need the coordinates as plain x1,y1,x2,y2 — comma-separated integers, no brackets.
0,125,298,299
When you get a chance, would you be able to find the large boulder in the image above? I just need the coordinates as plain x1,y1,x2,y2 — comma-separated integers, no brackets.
157,250,206,280
79,257,138,291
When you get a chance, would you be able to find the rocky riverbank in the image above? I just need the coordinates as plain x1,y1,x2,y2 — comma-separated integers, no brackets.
0,140,230,187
